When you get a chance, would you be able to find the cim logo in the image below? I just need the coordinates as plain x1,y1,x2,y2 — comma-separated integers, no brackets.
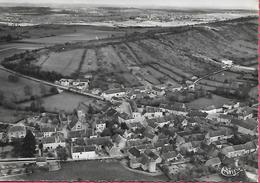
220,166,244,177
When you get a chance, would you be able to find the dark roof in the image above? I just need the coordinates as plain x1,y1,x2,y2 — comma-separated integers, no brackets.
73,145,96,153
85,137,111,146
128,147,141,157
144,149,159,160
8,125,26,133
208,128,233,138
161,145,175,153
41,136,56,144
104,88,126,94
118,112,131,120
159,103,186,112
106,108,119,117
69,129,92,139
231,119,257,130
41,126,56,133
161,151,178,160
68,114,79,129
139,154,150,165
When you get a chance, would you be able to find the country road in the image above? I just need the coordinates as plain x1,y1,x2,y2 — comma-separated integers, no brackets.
0,65,105,101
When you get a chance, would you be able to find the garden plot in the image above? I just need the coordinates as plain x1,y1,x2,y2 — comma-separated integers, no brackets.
112,44,138,66
99,46,128,72
41,49,85,76
80,49,98,73
0,69,51,102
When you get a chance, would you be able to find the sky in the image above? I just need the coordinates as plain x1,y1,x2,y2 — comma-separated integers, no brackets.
0,0,258,10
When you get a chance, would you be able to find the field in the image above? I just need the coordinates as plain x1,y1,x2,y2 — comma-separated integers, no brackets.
1,16,257,95
21,29,125,44
0,43,45,63
38,49,85,76
9,160,168,181
0,107,31,123
18,91,107,113
0,69,51,102
187,94,233,109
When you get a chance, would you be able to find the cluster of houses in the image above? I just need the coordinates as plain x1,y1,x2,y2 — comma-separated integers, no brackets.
55,78,90,91
0,88,258,180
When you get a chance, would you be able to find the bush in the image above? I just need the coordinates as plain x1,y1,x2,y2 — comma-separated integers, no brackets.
8,75,19,83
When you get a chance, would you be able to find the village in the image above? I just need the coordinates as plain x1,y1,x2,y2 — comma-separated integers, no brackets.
0,78,258,181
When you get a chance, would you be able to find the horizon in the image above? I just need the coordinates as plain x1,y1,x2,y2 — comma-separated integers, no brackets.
0,0,258,10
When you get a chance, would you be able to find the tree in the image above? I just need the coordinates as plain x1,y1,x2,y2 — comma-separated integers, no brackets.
0,90,4,105
39,84,46,96
8,75,19,83
24,85,32,96
56,145,68,161
88,104,94,114
21,130,36,157
49,86,58,94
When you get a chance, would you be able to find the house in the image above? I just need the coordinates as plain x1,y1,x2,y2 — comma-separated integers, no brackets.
40,127,56,138
144,149,162,163
217,114,233,125
101,88,126,100
68,129,92,142
161,145,175,154
144,132,158,144
238,107,254,120
41,136,66,150
127,122,144,131
85,137,112,149
151,86,165,96
201,105,223,114
222,101,240,110
159,103,188,116
161,151,184,163
143,106,164,119
205,157,221,168
139,154,157,173
178,141,201,153
231,119,258,136
128,147,141,160
8,125,27,141
118,112,133,124
72,145,97,159
95,121,106,133
68,114,86,132
116,101,133,116
205,129,234,144
112,134,127,149
221,140,258,158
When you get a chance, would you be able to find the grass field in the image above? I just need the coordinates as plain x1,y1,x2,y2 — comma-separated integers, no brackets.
11,160,168,181
187,94,233,109
18,91,107,113
5,17,257,89
40,49,85,76
0,107,30,123
0,69,51,102
21,29,125,44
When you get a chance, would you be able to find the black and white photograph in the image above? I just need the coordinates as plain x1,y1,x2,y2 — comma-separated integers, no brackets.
0,0,258,181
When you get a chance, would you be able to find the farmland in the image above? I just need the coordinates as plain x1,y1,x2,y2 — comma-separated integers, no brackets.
18,91,108,113
0,16,257,100
187,94,233,109
0,69,52,103
0,107,31,123
8,17,255,90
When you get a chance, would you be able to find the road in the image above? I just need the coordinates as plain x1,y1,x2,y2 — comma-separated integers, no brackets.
0,65,105,101
193,68,228,85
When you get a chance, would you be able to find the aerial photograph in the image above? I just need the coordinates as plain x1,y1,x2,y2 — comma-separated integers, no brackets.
0,0,258,181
